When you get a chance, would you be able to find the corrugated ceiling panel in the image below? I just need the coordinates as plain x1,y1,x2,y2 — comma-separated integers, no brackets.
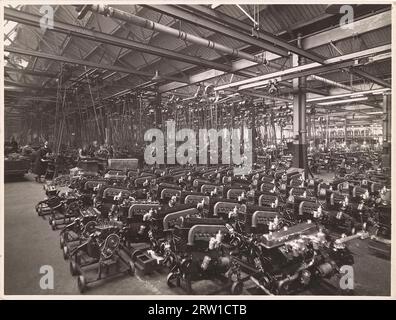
91,14,121,34
312,26,391,58
6,4,391,97
258,5,327,34
360,26,391,47
262,10,283,33
65,37,97,58
217,5,246,19
315,60,391,84
152,59,192,76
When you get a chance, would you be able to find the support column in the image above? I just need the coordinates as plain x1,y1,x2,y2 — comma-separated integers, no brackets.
382,93,391,169
251,101,257,164
326,113,330,148
292,35,307,169
138,93,143,144
344,118,348,146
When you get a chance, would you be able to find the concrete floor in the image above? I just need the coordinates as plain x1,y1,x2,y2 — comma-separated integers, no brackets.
4,173,391,296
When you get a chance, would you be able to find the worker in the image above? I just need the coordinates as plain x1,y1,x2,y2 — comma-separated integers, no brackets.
78,144,90,160
108,145,114,158
33,141,52,183
96,144,110,159
10,136,19,153
89,140,100,157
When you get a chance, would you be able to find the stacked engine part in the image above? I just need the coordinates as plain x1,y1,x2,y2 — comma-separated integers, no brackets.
33,151,390,294
226,221,355,295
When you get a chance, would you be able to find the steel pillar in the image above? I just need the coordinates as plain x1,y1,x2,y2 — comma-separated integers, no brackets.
251,101,258,164
326,113,330,148
292,36,307,169
382,93,391,169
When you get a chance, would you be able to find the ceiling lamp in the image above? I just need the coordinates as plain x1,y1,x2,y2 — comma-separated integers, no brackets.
152,70,162,82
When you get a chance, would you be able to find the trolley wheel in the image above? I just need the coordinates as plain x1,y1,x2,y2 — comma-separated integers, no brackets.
230,281,244,295
60,234,66,249
128,261,135,276
70,258,79,276
77,275,87,294
63,245,69,260
166,272,181,288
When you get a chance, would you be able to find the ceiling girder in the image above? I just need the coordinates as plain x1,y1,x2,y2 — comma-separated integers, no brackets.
4,46,190,83
144,5,323,63
159,10,391,93
4,7,232,74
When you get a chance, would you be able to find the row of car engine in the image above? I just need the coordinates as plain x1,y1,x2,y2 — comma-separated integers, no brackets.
34,155,391,294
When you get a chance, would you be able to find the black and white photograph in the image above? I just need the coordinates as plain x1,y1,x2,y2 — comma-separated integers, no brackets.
1,2,394,298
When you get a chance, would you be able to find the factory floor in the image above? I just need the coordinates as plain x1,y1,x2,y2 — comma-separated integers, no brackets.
3,173,391,296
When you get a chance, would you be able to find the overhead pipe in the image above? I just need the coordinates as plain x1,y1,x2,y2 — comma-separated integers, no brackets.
307,88,390,103
215,44,390,91
308,75,356,92
79,5,266,65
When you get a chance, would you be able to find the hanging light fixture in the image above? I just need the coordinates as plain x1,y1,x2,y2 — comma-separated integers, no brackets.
152,70,162,82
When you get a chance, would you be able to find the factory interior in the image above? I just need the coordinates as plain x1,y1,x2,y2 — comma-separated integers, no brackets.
3,4,392,296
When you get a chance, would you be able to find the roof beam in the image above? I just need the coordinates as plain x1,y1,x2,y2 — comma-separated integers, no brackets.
158,9,391,93
81,5,271,65
145,5,322,62
350,69,391,88
216,44,391,91
4,46,190,83
4,7,231,73
302,10,391,49
237,60,359,91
